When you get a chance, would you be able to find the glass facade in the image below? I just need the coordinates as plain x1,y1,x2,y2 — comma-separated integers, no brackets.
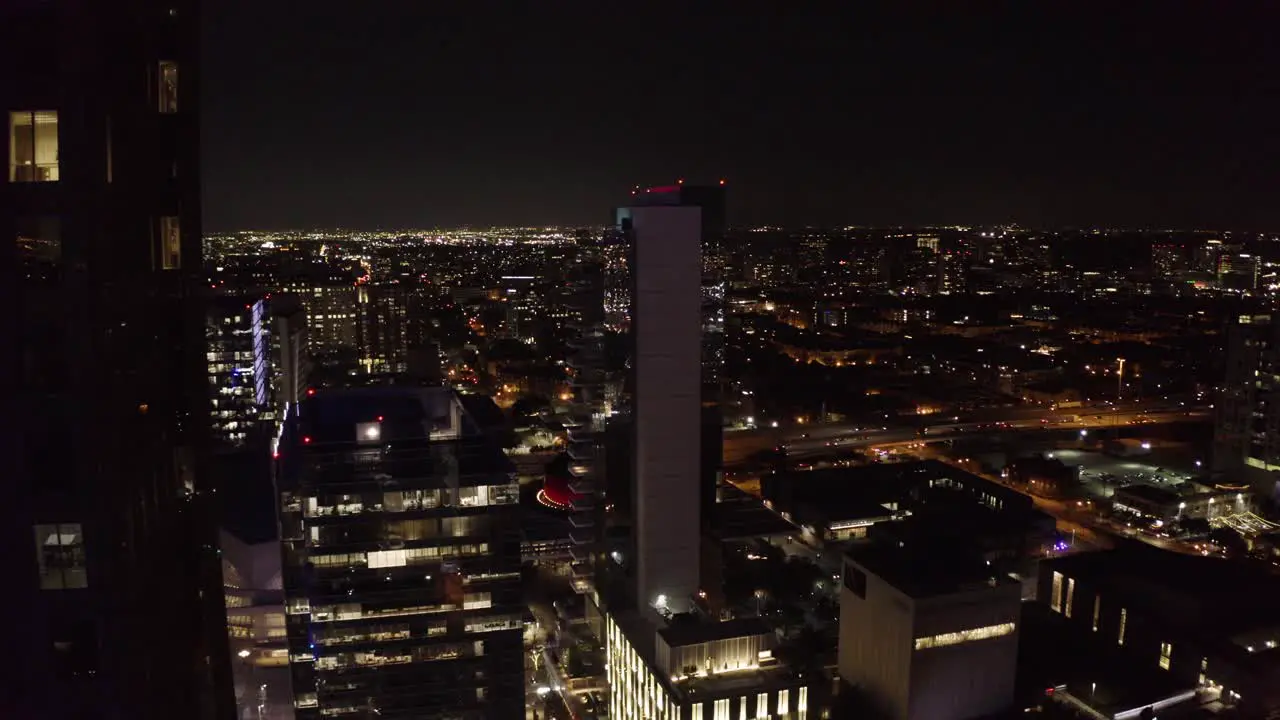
276,388,524,719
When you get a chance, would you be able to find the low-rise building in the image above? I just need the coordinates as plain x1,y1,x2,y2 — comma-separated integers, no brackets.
837,542,1022,720
606,612,821,720
1037,542,1280,717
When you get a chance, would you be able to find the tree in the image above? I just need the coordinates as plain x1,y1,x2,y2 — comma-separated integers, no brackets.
510,394,550,424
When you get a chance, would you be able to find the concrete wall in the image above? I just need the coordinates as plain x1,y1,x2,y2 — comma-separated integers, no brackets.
628,205,704,614
838,561,914,719
907,585,1020,720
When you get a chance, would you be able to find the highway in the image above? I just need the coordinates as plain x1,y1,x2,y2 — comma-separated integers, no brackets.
723,400,1210,466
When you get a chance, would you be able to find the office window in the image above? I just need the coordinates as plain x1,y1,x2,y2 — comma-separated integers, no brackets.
1118,608,1127,646
16,216,61,282
1050,571,1063,613
50,620,98,679
1159,642,1172,670
756,692,768,719
1092,594,1101,632
158,61,179,112
1065,578,1075,618
157,216,181,269
34,523,87,589
9,111,59,182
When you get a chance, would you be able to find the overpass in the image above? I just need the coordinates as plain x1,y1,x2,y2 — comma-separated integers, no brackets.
724,401,1210,466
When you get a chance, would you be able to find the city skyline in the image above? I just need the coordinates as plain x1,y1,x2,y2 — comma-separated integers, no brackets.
204,3,1280,231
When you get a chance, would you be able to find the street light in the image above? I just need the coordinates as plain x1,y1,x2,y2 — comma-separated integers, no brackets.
237,649,251,659
1116,358,1125,402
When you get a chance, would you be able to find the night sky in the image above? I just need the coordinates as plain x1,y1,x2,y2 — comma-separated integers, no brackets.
202,3,1280,231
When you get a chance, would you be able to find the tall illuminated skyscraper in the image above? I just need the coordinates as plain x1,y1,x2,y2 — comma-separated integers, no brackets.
1,2,234,718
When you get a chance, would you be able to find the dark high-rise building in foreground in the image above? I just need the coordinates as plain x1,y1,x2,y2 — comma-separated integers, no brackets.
275,387,524,719
1,2,233,718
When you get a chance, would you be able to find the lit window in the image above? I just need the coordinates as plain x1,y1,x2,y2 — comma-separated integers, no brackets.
1065,577,1075,618
157,216,181,269
1092,594,1100,632
915,622,1016,650
158,61,179,113
9,111,59,182
16,216,61,282
1050,571,1064,613
1159,642,1172,670
1119,608,1128,646
34,523,87,589
757,692,768,718
777,689,789,715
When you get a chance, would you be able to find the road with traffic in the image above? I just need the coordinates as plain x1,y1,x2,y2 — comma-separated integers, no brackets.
724,400,1210,466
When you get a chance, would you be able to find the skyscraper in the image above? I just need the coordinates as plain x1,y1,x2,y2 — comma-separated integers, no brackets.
1,2,234,718
274,387,525,719
598,186,822,719
618,192,707,614
613,183,727,531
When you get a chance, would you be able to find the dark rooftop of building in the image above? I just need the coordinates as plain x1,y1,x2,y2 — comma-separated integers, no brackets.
1113,483,1182,505
847,539,1013,599
713,486,800,540
658,616,774,649
1043,540,1280,630
280,387,514,482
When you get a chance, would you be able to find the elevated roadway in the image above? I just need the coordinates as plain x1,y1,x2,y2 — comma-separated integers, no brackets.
724,401,1209,466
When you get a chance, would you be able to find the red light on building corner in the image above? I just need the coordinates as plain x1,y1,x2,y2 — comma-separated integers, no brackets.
306,388,316,396
718,178,726,186
302,436,312,444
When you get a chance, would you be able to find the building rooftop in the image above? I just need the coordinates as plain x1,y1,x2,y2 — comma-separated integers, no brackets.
657,616,773,649
1043,541,1280,632
847,540,1013,599
279,386,515,483
1113,483,1181,505
714,486,800,539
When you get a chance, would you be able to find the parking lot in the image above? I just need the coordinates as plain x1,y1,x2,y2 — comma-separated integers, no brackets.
1046,448,1201,499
